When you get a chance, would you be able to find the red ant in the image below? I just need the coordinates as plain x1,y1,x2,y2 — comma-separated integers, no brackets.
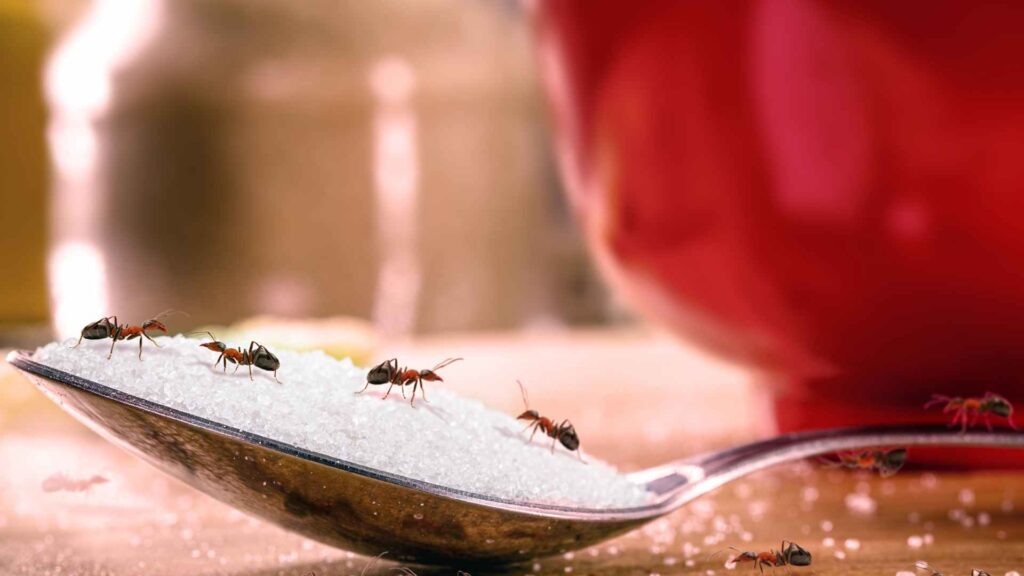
516,381,585,462
73,311,173,359
713,540,812,574
820,447,908,478
193,331,281,383
357,357,462,405
925,392,1018,432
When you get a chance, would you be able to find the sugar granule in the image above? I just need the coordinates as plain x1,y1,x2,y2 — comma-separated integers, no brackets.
34,337,650,508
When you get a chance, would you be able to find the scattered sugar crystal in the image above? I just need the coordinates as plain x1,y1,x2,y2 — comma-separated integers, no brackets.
686,559,695,567
845,492,877,515
997,530,1007,540
1001,499,1014,513
896,572,916,576
920,474,938,488
822,537,835,547
33,337,650,508
1006,571,1021,576
908,512,921,523
978,512,991,526
959,488,976,506
664,557,677,566
833,550,846,560
844,538,860,551
922,534,934,545
801,486,819,503
906,535,923,548
820,520,833,532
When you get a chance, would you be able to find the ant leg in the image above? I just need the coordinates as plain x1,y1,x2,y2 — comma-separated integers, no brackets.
969,411,980,429
355,381,371,394
528,423,540,443
409,379,419,406
138,336,144,359
383,382,396,400
273,370,280,384
575,449,586,464
984,413,994,431
420,377,429,403
550,436,557,454
142,329,162,348
72,333,84,349
107,336,118,360
248,362,254,382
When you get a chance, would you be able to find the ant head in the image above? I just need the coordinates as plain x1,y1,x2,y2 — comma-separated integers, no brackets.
368,359,397,384
782,541,811,566
199,341,226,352
558,422,580,451
985,394,1013,418
516,409,539,421
143,319,168,332
252,344,280,371
419,369,443,382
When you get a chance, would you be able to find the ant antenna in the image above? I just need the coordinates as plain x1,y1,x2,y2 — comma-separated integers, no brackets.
186,330,220,341
431,357,463,371
517,379,530,409
152,309,190,320
360,551,389,576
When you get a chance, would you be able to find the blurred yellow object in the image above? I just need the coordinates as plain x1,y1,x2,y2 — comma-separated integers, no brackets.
195,316,376,366
0,0,49,326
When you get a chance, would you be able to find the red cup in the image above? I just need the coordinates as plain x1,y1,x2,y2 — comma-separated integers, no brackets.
534,1,1024,465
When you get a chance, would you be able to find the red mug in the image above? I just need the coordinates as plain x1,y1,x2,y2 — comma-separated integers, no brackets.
534,1,1024,466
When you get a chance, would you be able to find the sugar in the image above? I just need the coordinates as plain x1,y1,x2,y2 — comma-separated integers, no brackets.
33,337,650,508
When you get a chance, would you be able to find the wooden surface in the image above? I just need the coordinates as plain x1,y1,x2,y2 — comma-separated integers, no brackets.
1,330,1023,575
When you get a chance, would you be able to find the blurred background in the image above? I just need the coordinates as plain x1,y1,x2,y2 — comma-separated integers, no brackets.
2,0,635,349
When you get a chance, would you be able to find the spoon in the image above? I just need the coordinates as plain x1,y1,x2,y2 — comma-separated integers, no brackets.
8,349,1024,565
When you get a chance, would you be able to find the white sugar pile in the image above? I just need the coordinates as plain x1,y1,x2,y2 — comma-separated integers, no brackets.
33,336,650,508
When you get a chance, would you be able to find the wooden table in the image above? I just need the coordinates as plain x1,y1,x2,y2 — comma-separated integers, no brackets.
2,330,1022,575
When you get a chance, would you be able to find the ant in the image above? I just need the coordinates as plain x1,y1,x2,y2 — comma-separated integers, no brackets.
357,357,462,406
516,381,585,462
820,447,908,478
925,392,1018,432
193,331,281,383
73,311,174,359
714,540,812,574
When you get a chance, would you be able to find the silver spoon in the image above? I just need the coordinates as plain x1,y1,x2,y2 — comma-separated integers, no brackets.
8,349,1024,565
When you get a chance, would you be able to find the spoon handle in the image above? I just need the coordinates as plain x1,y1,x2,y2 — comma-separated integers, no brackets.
636,425,1024,511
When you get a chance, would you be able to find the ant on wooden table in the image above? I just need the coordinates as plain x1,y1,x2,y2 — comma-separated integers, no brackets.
925,392,1018,432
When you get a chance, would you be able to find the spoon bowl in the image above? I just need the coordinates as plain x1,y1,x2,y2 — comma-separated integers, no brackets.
8,350,1024,565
